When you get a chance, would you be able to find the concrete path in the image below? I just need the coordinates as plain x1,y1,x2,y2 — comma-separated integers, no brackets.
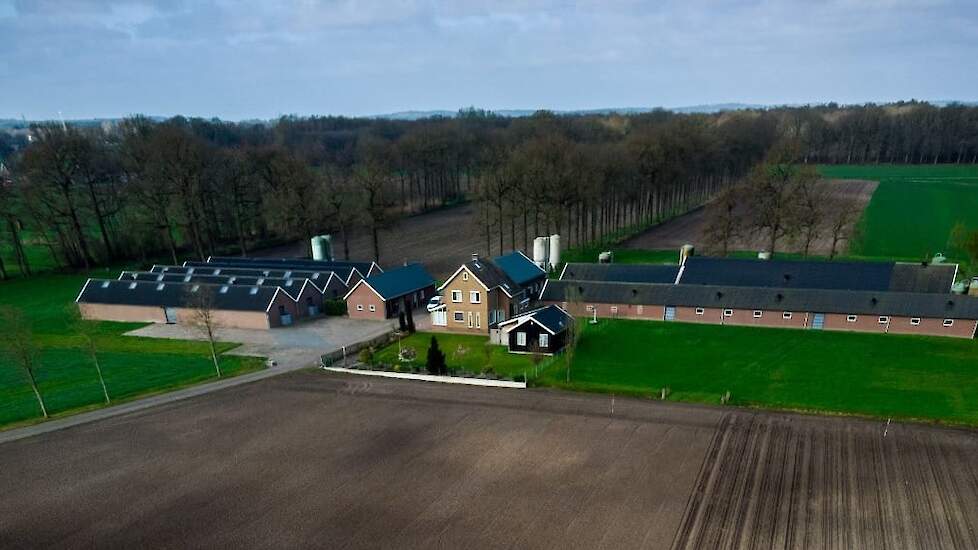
0,317,393,445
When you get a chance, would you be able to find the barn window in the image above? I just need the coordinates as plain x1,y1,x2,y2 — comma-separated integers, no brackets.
783,311,793,319
695,308,705,315
539,333,549,348
943,319,954,327
878,316,889,324
356,304,363,311
847,315,857,322
128,282,137,290
156,283,165,291
516,332,527,346
451,290,462,303
219,285,229,294
100,281,111,288
723,309,733,317
183,275,191,282
470,291,481,304
454,312,464,322
610,306,618,314
910,317,921,326
249,287,259,295
585,305,594,312
753,310,762,318
369,305,376,312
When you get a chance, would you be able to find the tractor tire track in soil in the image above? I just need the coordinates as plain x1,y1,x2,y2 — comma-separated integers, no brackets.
671,412,978,550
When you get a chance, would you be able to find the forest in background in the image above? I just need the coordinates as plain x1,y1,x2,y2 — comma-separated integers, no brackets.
1,100,978,279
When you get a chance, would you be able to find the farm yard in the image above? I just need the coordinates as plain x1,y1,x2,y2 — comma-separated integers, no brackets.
0,274,265,428
820,164,978,261
538,319,978,426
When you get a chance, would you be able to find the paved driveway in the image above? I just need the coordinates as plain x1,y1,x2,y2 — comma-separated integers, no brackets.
127,316,395,369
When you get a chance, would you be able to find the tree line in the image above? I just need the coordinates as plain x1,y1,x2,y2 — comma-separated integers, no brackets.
1,101,976,278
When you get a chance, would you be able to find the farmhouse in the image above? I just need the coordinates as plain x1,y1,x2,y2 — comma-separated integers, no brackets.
498,305,573,355
344,263,436,320
432,251,547,335
76,280,299,329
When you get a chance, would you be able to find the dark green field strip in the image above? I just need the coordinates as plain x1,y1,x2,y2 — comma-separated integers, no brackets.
539,319,978,425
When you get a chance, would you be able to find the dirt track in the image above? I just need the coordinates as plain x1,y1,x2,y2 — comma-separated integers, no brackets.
622,179,878,255
258,203,517,278
2,372,977,549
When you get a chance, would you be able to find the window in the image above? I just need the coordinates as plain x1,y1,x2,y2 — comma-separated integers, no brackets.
356,304,364,311
470,291,481,304
192,285,201,292
214,269,221,275
462,272,469,281
369,305,376,312
156,283,165,291
539,333,550,348
847,315,858,323
783,311,792,320
695,308,705,315
454,311,464,322
753,310,762,318
219,285,229,294
516,332,527,346
585,305,594,312
451,290,462,303
943,319,954,327
128,282,137,290
910,317,921,326
723,309,733,317
249,287,259,295
878,316,889,324
100,281,111,289
610,306,618,314
182,275,191,282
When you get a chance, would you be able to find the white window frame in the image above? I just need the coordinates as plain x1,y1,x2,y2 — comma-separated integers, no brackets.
637,305,644,314
610,306,618,314
782,311,792,319
753,310,763,318
910,317,921,326
516,332,527,346
369,304,376,312
539,333,549,348
695,308,705,315
723,309,733,317
847,315,858,323
462,272,469,281
585,305,594,312
356,304,363,311
469,291,481,304
453,311,464,322
943,319,954,327
878,316,889,324
451,290,462,303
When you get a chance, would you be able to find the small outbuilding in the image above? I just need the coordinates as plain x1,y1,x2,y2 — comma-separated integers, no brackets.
344,263,436,320
498,305,573,355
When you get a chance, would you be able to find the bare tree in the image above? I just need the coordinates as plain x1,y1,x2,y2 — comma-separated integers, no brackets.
746,141,818,255
791,176,830,257
65,305,110,404
185,286,223,378
825,195,863,259
0,306,48,418
354,163,395,262
702,187,745,256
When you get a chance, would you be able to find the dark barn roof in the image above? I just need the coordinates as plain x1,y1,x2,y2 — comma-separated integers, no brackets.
888,263,957,293
677,257,896,291
76,280,282,311
121,272,320,295
560,263,680,284
499,304,573,334
543,279,978,320
203,257,378,276
156,264,337,283
493,252,546,286
355,263,435,301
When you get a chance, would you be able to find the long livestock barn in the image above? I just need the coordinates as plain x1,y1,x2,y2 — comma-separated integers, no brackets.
76,257,385,329
544,256,978,339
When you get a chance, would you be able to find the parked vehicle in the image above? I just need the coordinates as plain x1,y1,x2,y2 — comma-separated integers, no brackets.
426,295,444,312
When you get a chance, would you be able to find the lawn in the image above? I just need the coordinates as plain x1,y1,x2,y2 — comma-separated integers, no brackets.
559,247,678,267
538,319,978,425
370,331,540,380
0,230,59,278
0,273,265,428
819,164,978,262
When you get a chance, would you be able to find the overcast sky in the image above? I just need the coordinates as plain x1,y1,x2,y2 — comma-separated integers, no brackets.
1,0,976,120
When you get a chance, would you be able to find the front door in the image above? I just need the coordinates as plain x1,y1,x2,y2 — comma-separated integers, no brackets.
164,307,178,324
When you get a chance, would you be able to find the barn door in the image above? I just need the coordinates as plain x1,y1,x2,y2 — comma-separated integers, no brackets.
811,313,825,330
164,307,178,324
664,306,676,321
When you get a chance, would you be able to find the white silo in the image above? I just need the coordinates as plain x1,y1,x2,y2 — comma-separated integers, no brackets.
311,236,325,260
321,234,334,261
533,236,549,268
548,234,561,271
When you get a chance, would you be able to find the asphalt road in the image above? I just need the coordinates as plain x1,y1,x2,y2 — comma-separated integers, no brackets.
2,372,976,549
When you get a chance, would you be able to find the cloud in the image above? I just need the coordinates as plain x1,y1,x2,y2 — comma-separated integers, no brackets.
0,0,976,119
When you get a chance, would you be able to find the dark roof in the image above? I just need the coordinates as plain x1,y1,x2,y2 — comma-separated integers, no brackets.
499,304,573,334
678,257,896,291
204,257,377,276
888,263,956,293
122,272,319,295
464,257,520,296
76,280,282,311
560,263,680,284
358,264,434,301
543,279,978,319
159,264,337,282
493,252,546,286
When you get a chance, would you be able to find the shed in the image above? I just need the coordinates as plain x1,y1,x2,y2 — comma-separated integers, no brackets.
498,305,573,355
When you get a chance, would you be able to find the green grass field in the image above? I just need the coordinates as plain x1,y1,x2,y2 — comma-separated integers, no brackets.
371,331,539,380
0,231,59,278
538,319,978,425
0,274,265,428
819,164,978,262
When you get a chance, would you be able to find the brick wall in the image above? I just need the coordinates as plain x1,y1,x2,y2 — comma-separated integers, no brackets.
346,284,387,320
